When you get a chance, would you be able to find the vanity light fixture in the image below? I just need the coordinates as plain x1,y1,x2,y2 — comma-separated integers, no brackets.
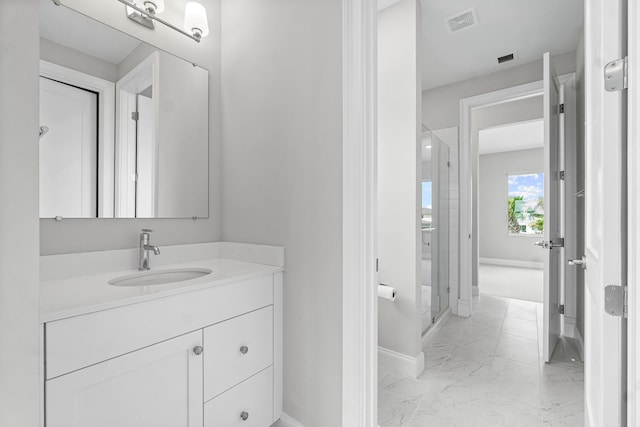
117,0,209,43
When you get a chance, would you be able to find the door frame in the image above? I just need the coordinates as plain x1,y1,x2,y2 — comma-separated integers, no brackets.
627,0,640,423
342,0,378,426
458,73,575,317
114,52,158,218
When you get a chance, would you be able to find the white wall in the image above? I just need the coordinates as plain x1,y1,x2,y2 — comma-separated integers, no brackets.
117,42,155,79
40,37,118,82
378,0,422,361
0,0,41,424
422,51,576,130
155,52,208,217
220,0,343,425
479,148,545,264
39,0,222,254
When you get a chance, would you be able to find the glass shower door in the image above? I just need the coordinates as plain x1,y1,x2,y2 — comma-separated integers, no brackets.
421,129,450,335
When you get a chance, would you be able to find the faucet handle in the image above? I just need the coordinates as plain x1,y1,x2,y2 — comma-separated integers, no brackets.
141,228,154,233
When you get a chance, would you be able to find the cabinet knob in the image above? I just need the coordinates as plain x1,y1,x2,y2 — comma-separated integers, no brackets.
240,411,249,421
240,345,249,355
193,345,204,355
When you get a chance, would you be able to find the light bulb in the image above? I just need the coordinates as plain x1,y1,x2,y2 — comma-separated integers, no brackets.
184,2,209,39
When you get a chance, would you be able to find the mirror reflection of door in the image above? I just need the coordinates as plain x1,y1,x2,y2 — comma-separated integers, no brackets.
39,76,97,218
115,52,156,218
135,89,156,217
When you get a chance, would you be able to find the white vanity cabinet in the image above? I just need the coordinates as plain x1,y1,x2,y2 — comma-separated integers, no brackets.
46,331,204,427
43,271,283,427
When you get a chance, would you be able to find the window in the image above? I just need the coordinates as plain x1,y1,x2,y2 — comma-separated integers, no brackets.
422,181,432,230
507,173,544,235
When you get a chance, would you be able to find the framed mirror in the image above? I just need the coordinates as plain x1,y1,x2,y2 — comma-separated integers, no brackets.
39,0,209,219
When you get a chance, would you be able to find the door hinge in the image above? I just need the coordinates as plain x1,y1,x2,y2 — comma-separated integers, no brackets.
559,170,565,180
447,287,450,294
376,258,379,272
559,304,565,315
550,238,564,248
559,103,565,114
604,57,628,92
131,111,139,121
604,285,628,318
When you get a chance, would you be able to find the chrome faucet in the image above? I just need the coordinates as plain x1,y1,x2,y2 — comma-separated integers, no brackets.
138,229,160,270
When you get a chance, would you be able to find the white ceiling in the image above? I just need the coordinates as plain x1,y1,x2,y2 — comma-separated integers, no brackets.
420,0,584,90
478,119,543,155
40,0,141,65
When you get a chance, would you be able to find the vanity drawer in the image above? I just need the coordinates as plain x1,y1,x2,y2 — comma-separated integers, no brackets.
204,305,273,400
204,366,273,427
45,274,273,379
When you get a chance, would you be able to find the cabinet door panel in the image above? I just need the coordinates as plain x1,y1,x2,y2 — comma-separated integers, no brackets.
204,306,273,400
46,331,203,427
204,367,273,427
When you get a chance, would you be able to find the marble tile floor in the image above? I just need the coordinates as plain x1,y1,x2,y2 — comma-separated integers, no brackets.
378,295,584,426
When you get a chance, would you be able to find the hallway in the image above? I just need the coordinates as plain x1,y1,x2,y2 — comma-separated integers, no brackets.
378,295,584,426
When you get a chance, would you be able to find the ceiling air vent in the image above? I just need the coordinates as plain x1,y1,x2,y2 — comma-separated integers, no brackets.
446,8,478,33
497,52,517,64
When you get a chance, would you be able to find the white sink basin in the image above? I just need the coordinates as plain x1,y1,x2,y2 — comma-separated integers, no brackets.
108,268,214,287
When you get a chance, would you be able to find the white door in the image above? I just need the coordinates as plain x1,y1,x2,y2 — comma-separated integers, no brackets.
627,1,640,425
136,93,157,217
583,0,626,424
541,52,562,363
46,331,204,427
39,77,97,218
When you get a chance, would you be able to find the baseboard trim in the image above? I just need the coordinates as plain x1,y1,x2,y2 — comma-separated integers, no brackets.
574,325,584,363
273,413,305,427
480,257,543,270
422,307,451,348
457,298,471,317
378,346,425,378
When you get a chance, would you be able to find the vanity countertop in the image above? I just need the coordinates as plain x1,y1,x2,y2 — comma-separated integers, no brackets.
40,242,284,323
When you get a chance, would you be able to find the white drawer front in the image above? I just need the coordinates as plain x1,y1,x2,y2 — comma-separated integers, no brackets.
204,367,273,427
46,275,273,379
204,306,273,400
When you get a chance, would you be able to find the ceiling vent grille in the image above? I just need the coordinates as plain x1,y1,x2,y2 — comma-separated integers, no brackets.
446,8,478,33
498,53,515,64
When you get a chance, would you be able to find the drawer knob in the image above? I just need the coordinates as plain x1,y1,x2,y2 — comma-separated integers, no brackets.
240,411,249,421
240,345,249,355
193,345,204,355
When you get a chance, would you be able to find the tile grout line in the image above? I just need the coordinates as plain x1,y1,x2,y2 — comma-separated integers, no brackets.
489,297,510,367
407,394,426,424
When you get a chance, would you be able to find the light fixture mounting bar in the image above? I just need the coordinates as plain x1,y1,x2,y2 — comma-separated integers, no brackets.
116,0,201,42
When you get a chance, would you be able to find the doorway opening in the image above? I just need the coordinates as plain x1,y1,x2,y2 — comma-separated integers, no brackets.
459,71,581,362
476,111,545,304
